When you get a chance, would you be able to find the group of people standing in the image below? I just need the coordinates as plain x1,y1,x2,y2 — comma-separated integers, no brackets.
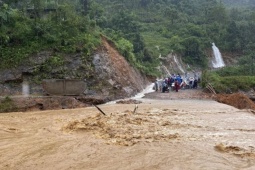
154,72,200,93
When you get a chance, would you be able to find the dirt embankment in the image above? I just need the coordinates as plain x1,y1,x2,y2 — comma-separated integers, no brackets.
0,37,151,112
2,88,255,113
215,93,255,110
0,96,107,113
0,36,149,103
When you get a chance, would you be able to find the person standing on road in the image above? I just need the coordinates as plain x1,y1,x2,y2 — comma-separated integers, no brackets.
174,79,179,92
154,80,158,91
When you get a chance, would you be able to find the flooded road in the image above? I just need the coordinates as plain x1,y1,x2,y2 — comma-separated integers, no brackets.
0,99,255,170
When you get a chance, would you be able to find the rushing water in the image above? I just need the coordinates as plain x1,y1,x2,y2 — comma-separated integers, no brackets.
131,83,155,99
1,99,255,170
106,83,155,104
212,43,225,68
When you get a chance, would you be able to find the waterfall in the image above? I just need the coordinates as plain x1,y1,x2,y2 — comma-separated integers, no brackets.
212,43,225,68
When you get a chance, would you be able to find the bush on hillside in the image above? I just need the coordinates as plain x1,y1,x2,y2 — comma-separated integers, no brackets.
202,70,255,93
0,97,17,113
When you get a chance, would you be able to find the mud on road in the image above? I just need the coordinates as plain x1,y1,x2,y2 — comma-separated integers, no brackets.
145,89,255,110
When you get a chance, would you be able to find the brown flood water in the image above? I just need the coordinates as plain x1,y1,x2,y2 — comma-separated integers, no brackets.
0,99,255,170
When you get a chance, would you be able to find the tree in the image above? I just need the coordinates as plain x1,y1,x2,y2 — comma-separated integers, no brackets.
169,35,185,54
213,3,227,24
80,0,89,15
181,36,206,67
139,0,151,8
225,21,240,52
164,7,179,25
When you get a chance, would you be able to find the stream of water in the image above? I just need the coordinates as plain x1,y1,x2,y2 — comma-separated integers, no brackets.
212,43,225,68
106,83,155,104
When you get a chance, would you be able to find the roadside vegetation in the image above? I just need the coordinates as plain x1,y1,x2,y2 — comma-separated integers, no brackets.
0,96,17,113
202,55,255,93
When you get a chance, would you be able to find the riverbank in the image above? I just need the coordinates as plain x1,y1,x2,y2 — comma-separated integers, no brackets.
1,87,255,113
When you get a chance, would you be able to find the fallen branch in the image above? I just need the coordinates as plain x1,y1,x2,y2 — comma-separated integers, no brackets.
206,83,216,94
93,104,106,116
133,105,138,114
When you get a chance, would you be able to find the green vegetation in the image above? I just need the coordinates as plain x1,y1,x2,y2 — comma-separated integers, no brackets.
202,70,255,93
222,0,255,8
0,96,17,113
215,55,255,77
95,0,255,70
0,0,255,81
202,54,255,93
0,1,100,69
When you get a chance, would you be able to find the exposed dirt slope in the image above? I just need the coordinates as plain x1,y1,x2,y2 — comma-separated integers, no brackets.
92,37,149,99
216,93,255,110
0,37,149,112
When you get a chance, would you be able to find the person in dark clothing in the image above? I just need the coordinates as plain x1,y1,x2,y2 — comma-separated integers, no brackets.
193,79,198,89
167,77,171,87
154,80,158,91
174,80,179,92
162,82,169,93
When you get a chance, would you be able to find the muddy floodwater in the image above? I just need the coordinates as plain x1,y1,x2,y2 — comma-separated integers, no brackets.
0,98,255,170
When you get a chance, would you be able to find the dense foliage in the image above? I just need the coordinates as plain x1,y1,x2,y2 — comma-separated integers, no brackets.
201,54,255,93
0,0,100,69
0,0,255,79
202,70,255,93
222,0,255,8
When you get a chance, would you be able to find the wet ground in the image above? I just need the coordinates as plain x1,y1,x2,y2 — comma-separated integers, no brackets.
0,90,255,170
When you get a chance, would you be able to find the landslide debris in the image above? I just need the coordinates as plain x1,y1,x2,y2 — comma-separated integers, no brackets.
216,93,255,110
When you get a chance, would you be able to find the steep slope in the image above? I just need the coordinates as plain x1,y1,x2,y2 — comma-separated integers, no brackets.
0,37,150,111
159,53,187,77
91,37,149,99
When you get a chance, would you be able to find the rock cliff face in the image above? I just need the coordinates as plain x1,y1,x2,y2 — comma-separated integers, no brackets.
0,37,150,103
159,53,187,77
91,37,149,99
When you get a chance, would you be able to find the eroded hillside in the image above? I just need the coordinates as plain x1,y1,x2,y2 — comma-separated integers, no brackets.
0,37,150,112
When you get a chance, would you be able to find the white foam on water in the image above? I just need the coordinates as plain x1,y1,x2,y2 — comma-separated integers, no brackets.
106,83,155,104
131,83,155,100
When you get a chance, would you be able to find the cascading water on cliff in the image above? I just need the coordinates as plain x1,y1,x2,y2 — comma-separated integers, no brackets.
212,43,225,68
173,55,185,73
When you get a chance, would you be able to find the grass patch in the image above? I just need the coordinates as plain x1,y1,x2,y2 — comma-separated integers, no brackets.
0,97,17,113
202,70,255,93
141,31,172,57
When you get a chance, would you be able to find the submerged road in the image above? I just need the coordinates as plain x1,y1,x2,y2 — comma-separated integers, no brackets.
0,95,255,170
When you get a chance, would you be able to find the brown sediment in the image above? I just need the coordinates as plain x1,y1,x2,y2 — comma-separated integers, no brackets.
116,99,142,104
1,96,255,170
62,111,179,146
215,143,255,159
215,93,255,110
